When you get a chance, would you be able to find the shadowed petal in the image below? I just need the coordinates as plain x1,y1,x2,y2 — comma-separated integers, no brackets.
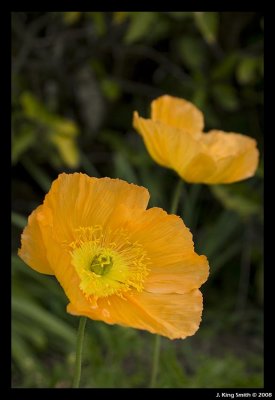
201,130,259,184
127,207,209,294
67,289,203,340
18,205,53,275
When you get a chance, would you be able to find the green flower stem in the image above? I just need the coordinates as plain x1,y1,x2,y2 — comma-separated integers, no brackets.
170,179,184,214
149,334,161,388
149,178,183,388
72,317,87,388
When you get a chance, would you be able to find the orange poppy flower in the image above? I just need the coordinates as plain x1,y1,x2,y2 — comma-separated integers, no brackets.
18,173,209,339
133,95,259,184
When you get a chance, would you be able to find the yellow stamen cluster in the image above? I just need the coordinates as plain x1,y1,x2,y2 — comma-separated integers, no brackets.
70,226,149,301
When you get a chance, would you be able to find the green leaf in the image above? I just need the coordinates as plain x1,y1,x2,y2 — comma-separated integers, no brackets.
236,56,260,85
11,212,27,229
21,158,51,192
52,120,78,138
12,254,66,300
12,297,76,345
12,331,37,372
20,92,80,168
13,319,47,350
194,12,219,44
21,92,50,124
12,124,36,164
177,37,206,70
211,184,261,218
50,134,79,168
212,84,239,111
124,12,157,44
212,53,239,81
101,78,121,101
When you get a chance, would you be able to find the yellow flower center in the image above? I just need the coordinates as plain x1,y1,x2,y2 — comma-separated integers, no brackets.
70,226,149,300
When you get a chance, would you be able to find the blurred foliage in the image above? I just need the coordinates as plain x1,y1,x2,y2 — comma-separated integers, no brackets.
12,91,79,168
12,11,263,388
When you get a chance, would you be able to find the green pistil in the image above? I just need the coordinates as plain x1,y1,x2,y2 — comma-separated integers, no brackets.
90,254,113,276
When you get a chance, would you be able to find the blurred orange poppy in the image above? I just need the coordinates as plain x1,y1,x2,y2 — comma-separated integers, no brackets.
133,95,259,184
18,173,209,339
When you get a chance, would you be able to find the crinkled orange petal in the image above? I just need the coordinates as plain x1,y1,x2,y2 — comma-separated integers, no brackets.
67,288,203,339
151,95,204,137
128,207,194,253
130,289,203,339
127,207,209,294
144,254,209,294
43,173,150,242
18,205,54,275
201,130,259,184
67,296,167,335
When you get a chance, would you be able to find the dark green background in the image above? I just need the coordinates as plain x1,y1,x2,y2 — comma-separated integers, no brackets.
12,12,263,388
